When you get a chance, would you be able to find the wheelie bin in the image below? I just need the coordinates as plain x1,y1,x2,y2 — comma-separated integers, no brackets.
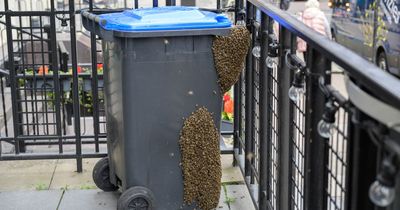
81,6,231,210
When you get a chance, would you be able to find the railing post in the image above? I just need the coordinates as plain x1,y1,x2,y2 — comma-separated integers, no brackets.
235,0,244,22
166,0,176,6
181,0,196,6
244,0,254,183
233,0,245,166
153,0,158,7
347,112,377,210
69,0,82,173
303,49,331,209
89,0,100,154
277,25,291,210
258,12,269,210
49,0,63,155
4,0,23,154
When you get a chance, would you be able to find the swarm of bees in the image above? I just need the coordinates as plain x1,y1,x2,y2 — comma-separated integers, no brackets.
179,107,221,210
178,26,250,209
212,26,251,93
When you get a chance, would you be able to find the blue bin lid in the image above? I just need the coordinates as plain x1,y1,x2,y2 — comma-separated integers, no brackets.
98,6,231,32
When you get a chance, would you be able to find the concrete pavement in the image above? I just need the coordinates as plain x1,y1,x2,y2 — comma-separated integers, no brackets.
0,155,255,210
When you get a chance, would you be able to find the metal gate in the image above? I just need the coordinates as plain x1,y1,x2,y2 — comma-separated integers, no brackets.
0,0,234,172
0,0,128,172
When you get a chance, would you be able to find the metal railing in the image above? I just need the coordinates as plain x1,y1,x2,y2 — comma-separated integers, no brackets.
0,0,234,171
0,0,117,171
0,0,400,209
233,0,400,210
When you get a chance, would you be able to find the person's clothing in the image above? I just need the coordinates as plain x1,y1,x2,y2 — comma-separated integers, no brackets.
297,7,331,53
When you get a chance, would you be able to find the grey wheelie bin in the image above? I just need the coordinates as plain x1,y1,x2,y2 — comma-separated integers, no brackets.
81,6,231,210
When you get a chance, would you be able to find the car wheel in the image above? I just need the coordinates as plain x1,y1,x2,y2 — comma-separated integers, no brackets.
331,32,336,42
377,52,388,71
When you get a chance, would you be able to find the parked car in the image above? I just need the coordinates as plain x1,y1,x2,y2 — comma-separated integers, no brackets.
329,0,400,76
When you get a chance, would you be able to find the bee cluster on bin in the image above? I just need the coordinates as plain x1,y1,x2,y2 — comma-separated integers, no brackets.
212,26,251,93
179,26,250,210
179,107,221,210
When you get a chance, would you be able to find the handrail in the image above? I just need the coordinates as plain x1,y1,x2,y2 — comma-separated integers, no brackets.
249,0,400,108
0,20,43,40
0,68,9,76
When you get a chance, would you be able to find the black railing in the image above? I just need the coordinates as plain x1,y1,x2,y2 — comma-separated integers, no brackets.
1,0,400,209
232,0,400,210
0,0,111,171
0,0,233,171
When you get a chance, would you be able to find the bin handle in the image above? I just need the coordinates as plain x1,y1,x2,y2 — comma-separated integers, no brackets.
81,10,101,24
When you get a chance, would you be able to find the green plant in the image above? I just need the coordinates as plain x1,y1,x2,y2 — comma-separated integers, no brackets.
80,184,97,190
35,183,48,191
20,65,105,112
222,183,236,206
225,196,236,205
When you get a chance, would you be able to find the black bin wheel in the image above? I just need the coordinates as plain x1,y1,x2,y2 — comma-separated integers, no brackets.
118,186,155,210
92,157,118,192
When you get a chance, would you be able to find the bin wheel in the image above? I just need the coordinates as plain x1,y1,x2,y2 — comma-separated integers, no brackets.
92,157,118,192
117,186,155,210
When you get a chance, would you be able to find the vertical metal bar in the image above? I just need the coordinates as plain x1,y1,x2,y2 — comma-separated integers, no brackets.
347,112,377,210
233,82,240,165
238,0,244,11
166,0,176,6
69,0,82,173
266,16,275,208
5,0,21,154
343,112,353,210
233,0,242,166
153,0,158,7
0,77,8,136
258,12,269,210
134,0,139,9
303,49,330,210
61,85,67,135
277,25,291,210
31,18,40,136
17,15,27,152
244,0,254,181
43,25,50,135
181,0,196,6
49,0,63,154
234,0,239,22
28,16,37,136
89,0,100,153
233,0,244,163
217,0,221,10
288,33,296,210
39,17,49,136
250,5,258,185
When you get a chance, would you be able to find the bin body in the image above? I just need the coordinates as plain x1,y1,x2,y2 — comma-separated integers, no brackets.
82,6,231,209
103,34,223,210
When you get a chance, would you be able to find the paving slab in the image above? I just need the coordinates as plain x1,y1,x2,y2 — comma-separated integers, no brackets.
221,155,244,183
225,185,256,210
58,189,120,210
49,159,100,190
0,190,63,210
217,187,230,210
0,160,57,191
